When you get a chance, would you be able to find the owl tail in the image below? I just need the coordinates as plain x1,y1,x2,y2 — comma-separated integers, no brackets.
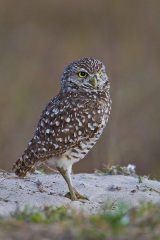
12,154,35,177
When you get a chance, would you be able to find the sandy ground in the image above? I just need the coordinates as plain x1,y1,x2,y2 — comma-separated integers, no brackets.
0,171,160,217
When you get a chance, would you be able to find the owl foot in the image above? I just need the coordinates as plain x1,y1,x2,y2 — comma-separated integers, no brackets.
57,166,88,201
65,188,88,201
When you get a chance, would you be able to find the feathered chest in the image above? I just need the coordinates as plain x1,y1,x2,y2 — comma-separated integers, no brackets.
65,92,111,162
27,90,111,160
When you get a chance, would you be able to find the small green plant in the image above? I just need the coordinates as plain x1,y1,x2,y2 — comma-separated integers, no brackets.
13,206,69,224
39,169,46,174
138,175,143,183
96,164,137,176
1,203,160,239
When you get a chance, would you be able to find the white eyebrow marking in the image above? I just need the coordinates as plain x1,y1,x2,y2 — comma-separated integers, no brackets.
76,68,89,73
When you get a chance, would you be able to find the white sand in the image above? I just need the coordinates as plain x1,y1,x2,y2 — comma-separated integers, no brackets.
0,172,160,216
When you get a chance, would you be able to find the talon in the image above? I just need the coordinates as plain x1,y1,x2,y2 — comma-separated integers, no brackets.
65,192,76,201
65,188,88,201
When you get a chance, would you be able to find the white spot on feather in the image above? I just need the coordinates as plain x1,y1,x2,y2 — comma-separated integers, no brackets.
52,108,59,114
66,117,70,123
77,118,82,127
56,138,63,142
56,121,60,126
46,129,50,134
88,123,94,130
46,111,50,115
54,144,59,149
41,122,44,127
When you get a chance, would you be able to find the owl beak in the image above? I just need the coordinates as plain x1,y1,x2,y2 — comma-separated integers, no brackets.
90,76,98,88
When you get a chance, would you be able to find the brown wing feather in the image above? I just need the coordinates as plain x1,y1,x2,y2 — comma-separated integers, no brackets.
13,90,104,176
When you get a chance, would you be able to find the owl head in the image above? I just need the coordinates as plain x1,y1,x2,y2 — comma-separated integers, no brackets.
61,57,109,92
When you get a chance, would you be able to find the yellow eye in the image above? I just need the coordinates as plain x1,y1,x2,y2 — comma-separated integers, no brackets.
99,71,103,77
78,72,88,78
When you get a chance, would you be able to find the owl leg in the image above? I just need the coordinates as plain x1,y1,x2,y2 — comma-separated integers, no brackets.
57,166,76,200
57,166,87,201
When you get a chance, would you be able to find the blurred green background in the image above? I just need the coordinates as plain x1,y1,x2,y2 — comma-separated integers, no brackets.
0,0,160,178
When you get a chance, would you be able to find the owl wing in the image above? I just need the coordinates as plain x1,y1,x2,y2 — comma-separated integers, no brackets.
24,91,103,161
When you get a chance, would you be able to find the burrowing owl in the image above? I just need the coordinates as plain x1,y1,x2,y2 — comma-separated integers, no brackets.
13,57,112,200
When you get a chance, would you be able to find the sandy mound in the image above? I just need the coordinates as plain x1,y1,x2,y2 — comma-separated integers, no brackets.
0,171,160,216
